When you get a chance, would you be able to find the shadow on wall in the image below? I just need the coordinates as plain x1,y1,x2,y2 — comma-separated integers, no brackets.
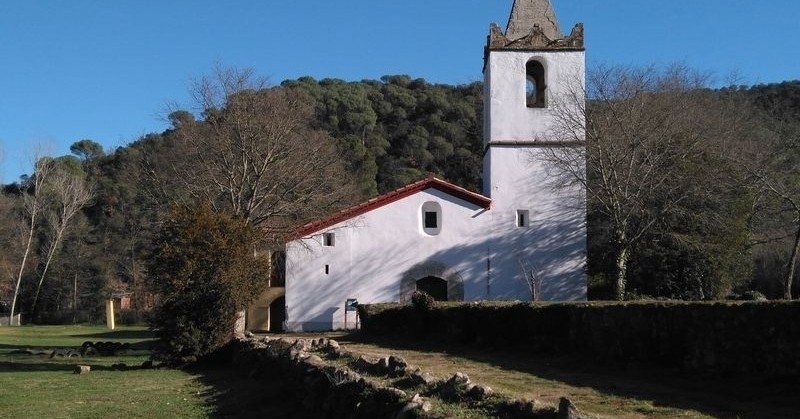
371,208,585,303
289,306,339,332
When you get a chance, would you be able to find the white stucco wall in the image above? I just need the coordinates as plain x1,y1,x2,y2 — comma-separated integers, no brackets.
481,47,587,301
483,146,586,300
285,188,512,332
484,50,585,145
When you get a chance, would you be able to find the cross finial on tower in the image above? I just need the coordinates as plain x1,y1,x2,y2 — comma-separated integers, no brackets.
505,0,562,41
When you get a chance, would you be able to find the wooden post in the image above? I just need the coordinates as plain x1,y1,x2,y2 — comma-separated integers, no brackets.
73,273,78,324
105,299,115,330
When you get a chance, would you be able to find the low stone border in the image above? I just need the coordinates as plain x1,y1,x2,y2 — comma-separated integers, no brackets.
231,336,582,419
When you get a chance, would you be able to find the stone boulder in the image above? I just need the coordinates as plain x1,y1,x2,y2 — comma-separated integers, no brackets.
438,372,470,400
73,365,91,374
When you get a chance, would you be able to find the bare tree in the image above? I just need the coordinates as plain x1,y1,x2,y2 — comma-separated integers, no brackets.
153,66,358,240
546,64,753,300
30,163,94,313
742,120,800,299
9,154,53,324
517,256,543,301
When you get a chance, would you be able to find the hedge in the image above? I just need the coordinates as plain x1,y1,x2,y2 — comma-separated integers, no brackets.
357,301,800,377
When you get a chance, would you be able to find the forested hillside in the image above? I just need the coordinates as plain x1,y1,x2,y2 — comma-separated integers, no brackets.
1,71,798,323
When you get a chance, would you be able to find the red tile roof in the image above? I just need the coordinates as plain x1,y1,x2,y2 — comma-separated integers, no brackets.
293,177,491,238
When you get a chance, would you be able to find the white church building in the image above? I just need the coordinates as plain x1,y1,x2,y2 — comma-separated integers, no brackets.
281,0,587,332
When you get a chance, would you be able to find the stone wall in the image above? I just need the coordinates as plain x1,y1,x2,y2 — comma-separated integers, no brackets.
358,301,800,377
228,336,582,419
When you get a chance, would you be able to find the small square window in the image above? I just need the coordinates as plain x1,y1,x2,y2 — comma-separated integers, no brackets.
517,210,530,227
323,233,335,247
424,211,438,229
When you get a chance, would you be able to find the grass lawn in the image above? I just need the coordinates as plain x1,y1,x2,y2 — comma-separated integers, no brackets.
0,325,210,419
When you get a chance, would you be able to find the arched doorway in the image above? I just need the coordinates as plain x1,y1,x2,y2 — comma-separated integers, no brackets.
415,276,448,301
269,297,286,332
400,261,465,303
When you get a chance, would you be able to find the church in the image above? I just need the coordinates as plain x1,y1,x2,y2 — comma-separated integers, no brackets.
279,0,587,332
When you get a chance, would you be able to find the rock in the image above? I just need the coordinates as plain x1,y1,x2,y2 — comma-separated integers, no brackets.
323,340,342,358
354,355,380,373
497,399,556,418
388,355,409,376
291,339,311,352
396,395,431,419
288,348,303,360
449,372,470,385
304,354,326,368
74,365,91,374
439,372,471,400
408,368,437,386
377,357,390,374
557,397,580,419
466,383,493,400
410,394,432,412
376,386,407,400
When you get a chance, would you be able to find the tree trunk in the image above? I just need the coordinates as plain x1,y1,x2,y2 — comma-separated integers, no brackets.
615,245,630,301
31,228,65,314
73,272,78,324
784,221,800,300
9,207,37,325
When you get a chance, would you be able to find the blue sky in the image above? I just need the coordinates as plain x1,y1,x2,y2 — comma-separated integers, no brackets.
1,0,798,182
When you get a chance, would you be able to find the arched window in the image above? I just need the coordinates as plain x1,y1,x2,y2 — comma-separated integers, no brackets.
421,201,442,236
526,60,546,108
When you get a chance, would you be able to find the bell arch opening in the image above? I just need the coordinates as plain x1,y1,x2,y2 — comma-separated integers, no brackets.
526,59,546,108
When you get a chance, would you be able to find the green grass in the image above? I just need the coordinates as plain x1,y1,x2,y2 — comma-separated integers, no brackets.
0,325,210,419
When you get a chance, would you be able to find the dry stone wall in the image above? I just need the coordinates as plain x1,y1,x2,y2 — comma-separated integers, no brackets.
229,336,582,419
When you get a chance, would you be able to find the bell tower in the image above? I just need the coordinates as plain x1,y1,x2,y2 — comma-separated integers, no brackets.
483,0,586,300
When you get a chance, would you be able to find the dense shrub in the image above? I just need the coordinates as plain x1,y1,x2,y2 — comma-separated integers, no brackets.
411,290,435,311
359,301,800,377
117,309,147,325
147,204,269,365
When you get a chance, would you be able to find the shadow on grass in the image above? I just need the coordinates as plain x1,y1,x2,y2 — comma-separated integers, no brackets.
0,360,153,373
69,330,154,340
189,362,313,419
0,341,153,351
337,332,799,419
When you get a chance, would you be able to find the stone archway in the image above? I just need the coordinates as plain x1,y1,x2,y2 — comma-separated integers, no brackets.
416,276,448,301
400,261,464,303
246,287,286,332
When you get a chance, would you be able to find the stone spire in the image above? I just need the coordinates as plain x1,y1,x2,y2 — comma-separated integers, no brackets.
505,0,561,41
486,0,583,51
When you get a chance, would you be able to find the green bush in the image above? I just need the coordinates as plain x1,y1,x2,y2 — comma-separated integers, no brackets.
147,204,269,365
117,309,147,325
360,300,800,377
411,290,435,311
